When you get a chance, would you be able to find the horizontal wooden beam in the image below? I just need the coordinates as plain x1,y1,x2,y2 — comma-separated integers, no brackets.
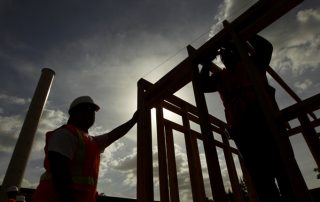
287,119,320,137
281,93,320,121
164,119,239,153
143,0,303,108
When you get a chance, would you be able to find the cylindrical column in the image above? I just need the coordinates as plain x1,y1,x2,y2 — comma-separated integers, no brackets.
0,68,55,201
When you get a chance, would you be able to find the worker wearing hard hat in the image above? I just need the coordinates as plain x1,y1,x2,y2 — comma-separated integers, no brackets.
32,96,139,202
200,35,295,201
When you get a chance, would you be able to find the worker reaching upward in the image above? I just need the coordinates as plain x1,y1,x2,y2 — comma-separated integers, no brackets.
32,96,139,202
200,35,295,201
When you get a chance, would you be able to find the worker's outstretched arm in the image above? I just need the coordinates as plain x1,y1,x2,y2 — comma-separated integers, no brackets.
48,151,75,202
199,62,219,93
247,35,273,68
94,110,139,150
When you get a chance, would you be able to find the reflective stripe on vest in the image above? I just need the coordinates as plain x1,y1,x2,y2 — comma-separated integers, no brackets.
72,127,86,176
40,172,98,187
40,125,98,187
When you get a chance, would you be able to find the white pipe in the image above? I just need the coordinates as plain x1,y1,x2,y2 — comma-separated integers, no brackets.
0,68,55,201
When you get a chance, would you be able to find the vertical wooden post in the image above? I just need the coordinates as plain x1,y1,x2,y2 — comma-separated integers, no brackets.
181,105,207,202
298,115,320,169
156,107,170,202
165,124,180,202
192,67,228,201
137,79,154,202
221,132,243,202
223,20,312,201
239,157,259,201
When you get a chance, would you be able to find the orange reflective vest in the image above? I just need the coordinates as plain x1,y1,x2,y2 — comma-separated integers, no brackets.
32,124,100,202
5,199,16,202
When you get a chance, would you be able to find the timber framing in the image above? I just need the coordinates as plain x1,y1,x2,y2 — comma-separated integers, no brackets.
136,0,320,201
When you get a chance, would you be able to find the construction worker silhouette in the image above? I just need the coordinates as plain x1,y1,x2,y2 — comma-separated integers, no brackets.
32,96,139,202
200,35,294,201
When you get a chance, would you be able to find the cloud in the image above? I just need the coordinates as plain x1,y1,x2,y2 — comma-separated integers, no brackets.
0,114,23,152
264,6,320,103
297,8,320,23
0,93,29,105
294,79,313,92
209,0,256,37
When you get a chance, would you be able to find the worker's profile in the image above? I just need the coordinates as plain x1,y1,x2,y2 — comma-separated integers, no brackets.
32,96,139,202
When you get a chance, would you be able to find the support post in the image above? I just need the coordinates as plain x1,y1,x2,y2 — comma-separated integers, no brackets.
298,115,320,169
137,79,153,202
181,105,206,202
156,107,170,202
0,68,55,201
221,132,243,202
191,67,228,201
165,124,180,202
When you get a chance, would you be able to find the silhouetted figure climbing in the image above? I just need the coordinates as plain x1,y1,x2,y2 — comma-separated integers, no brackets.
200,35,294,202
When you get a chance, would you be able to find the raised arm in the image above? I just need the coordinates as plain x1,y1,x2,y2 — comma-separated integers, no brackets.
94,111,139,150
199,62,220,93
247,35,273,69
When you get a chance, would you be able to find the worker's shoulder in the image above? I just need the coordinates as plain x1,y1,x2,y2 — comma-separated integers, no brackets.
49,127,78,145
51,126,76,138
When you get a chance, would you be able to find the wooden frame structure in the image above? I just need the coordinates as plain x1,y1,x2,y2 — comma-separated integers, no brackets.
136,0,320,201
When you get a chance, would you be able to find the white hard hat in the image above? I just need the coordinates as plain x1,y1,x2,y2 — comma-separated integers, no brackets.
7,186,18,192
16,195,26,202
68,96,100,114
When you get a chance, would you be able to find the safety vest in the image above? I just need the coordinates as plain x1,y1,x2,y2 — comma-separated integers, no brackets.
5,199,16,202
32,124,100,202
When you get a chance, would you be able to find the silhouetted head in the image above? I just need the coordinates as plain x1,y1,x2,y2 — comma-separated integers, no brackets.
68,96,100,132
219,43,240,69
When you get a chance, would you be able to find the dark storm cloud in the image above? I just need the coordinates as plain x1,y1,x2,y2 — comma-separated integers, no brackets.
1,0,218,51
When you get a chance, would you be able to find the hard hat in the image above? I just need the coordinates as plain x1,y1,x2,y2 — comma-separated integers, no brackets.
16,195,26,202
7,186,18,192
68,96,100,114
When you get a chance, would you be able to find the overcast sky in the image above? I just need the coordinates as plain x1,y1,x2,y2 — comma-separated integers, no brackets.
0,0,320,201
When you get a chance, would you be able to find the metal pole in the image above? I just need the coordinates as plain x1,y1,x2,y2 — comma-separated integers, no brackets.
0,68,55,201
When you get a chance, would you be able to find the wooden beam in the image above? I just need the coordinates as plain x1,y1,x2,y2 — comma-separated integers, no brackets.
221,131,243,202
165,120,239,154
143,0,304,109
137,80,154,202
192,66,228,201
181,105,207,202
281,93,320,121
165,123,180,202
298,115,320,170
267,66,317,120
156,107,170,202
287,119,320,136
